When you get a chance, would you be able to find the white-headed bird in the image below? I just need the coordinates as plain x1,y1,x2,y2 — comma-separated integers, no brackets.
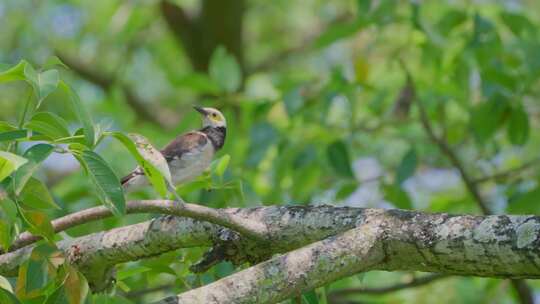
121,106,227,193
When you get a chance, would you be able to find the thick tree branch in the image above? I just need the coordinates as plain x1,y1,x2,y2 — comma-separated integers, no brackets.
158,209,540,303
2,206,540,297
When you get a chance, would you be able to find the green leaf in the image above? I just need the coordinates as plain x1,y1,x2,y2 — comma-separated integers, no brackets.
508,187,540,214
13,144,55,195
19,208,55,243
211,154,230,178
0,60,28,83
283,88,305,116
36,70,60,107
0,151,28,182
0,122,17,132
81,150,125,216
17,243,56,298
0,287,20,304
64,266,88,304
383,184,412,209
25,112,71,140
302,290,319,304
0,198,18,222
110,132,170,197
326,140,354,178
209,46,242,93
116,266,151,280
23,65,60,106
176,73,220,94
0,220,13,252
0,130,28,142
395,149,417,186
470,99,509,143
315,20,363,48
59,82,95,147
336,182,358,200
19,178,59,210
507,106,529,146
44,285,68,304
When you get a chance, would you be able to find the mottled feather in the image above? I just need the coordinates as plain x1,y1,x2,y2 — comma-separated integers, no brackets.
161,131,209,162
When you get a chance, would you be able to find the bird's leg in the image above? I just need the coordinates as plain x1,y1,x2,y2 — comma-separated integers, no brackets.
166,181,185,205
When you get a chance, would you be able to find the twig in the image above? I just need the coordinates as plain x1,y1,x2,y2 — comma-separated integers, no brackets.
329,274,448,298
473,158,540,184
6,200,268,252
248,12,352,74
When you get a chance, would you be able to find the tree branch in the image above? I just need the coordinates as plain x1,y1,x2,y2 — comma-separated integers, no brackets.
157,209,540,303
2,206,540,297
6,200,269,252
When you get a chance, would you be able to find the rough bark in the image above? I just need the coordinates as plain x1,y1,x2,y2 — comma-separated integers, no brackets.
2,205,540,297
157,208,540,303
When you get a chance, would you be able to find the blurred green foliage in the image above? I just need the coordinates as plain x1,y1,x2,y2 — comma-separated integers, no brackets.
1,0,540,303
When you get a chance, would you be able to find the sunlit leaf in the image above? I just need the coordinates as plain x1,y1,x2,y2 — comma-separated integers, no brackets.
0,60,28,83
0,275,13,293
0,151,28,182
81,150,125,216
209,46,242,93
13,144,55,195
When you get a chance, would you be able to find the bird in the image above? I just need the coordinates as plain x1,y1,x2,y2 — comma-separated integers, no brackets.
121,106,227,193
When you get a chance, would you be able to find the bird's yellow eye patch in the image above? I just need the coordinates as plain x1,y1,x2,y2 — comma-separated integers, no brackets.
210,113,221,122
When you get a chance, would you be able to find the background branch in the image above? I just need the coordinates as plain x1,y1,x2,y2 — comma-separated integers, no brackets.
405,65,534,304
55,51,173,128
329,274,448,300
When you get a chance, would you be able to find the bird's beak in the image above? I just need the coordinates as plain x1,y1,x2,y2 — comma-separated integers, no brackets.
193,106,208,116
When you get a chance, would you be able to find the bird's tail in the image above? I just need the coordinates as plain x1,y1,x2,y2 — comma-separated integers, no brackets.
121,168,147,193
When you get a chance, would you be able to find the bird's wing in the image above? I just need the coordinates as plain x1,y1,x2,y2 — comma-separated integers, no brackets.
160,131,209,162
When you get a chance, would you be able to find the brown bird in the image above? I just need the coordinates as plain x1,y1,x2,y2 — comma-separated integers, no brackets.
121,106,227,192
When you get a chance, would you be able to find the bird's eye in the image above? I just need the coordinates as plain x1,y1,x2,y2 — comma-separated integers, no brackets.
212,113,218,118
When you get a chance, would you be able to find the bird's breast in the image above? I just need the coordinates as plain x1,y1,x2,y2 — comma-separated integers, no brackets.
169,143,214,185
